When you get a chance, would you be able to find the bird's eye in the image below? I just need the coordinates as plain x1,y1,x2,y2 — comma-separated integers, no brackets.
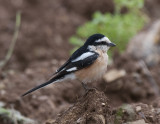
94,41,108,46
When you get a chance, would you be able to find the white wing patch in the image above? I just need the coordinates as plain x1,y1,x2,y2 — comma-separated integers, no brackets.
95,36,111,43
54,73,76,83
72,52,94,62
65,73,76,80
66,67,77,72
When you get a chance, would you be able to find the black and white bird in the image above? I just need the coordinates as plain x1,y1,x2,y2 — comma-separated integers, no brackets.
22,34,116,96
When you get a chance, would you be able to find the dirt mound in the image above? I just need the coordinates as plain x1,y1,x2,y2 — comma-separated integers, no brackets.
52,89,111,124
45,89,160,124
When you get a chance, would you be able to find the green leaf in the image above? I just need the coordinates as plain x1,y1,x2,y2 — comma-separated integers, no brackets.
69,0,148,57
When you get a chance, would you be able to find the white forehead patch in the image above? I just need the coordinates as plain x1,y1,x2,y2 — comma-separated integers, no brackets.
95,36,111,43
72,52,94,62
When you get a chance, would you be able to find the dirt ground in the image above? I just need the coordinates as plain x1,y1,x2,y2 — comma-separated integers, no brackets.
0,0,160,124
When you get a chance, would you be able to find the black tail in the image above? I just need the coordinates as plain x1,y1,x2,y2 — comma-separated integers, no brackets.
22,74,64,97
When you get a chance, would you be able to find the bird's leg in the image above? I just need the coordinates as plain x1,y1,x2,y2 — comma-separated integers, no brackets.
81,82,96,93
81,82,89,91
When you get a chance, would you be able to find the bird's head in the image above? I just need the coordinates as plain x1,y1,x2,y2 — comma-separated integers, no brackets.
84,34,116,52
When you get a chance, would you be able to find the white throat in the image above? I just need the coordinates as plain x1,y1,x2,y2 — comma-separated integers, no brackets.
88,45,109,52
97,45,109,52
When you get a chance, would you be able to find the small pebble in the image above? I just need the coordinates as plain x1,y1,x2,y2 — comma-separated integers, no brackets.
136,106,142,112
102,103,105,106
156,108,160,114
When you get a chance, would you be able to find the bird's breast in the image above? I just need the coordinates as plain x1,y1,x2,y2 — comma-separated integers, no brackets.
75,50,108,83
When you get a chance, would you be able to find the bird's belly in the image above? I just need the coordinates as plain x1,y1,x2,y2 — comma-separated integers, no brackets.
75,52,108,83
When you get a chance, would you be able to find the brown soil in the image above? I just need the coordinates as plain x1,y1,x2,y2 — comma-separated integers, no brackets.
46,89,160,124
52,89,112,124
0,0,160,124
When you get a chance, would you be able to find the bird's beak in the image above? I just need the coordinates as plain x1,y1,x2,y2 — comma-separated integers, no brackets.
108,42,116,47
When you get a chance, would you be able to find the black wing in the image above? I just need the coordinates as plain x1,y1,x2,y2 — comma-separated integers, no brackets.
55,59,70,74
54,46,88,74
57,51,99,75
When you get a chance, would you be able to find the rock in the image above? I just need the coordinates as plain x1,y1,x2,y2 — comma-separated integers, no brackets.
127,20,160,66
0,101,5,107
103,69,126,82
45,119,56,124
101,103,105,106
136,106,142,112
76,117,83,124
122,105,135,115
126,119,148,124
0,107,36,124
156,108,160,114
122,104,136,121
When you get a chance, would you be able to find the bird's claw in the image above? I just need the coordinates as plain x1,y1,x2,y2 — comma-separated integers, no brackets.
81,82,96,93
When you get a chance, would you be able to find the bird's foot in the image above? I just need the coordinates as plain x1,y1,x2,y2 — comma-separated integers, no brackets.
81,82,96,93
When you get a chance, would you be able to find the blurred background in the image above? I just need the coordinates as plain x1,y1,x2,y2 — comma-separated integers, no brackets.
0,0,160,124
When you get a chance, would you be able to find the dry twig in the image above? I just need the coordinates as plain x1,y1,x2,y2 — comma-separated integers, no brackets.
0,11,21,69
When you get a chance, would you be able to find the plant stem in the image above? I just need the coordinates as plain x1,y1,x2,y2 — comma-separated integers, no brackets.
0,11,21,69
